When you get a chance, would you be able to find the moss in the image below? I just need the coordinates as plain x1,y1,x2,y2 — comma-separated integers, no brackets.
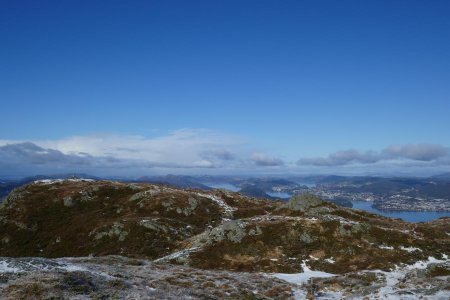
22,282,47,298
426,264,450,277
238,290,262,300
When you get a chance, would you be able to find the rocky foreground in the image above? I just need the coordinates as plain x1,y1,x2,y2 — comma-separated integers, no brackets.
0,179,449,299
0,255,449,299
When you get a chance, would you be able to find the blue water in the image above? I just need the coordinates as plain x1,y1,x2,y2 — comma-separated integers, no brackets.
203,183,449,222
204,183,240,192
351,201,450,223
267,191,291,198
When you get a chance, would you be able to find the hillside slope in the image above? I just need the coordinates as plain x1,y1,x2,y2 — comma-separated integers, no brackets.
1,179,449,275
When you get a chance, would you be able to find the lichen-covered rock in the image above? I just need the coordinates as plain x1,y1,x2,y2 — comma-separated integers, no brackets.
138,219,170,233
92,222,128,242
284,194,324,212
129,188,161,203
63,196,73,207
248,226,262,236
192,220,247,247
127,184,143,191
79,191,93,202
299,232,316,244
176,197,198,216
306,206,334,216
129,191,146,202
161,200,173,208
336,223,368,238
223,220,247,243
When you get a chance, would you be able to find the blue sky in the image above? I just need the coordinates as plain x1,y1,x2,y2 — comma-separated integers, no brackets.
1,1,450,177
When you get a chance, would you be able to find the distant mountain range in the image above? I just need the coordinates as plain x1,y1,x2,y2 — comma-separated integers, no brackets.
431,172,450,180
136,175,212,190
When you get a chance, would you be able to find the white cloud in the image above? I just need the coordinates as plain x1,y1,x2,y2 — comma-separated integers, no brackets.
298,143,450,167
0,129,261,175
249,152,284,167
1,132,449,177
35,129,242,162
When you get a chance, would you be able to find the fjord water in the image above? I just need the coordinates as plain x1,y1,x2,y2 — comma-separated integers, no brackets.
266,191,292,198
203,183,240,192
262,194,450,223
351,201,450,223
204,183,450,222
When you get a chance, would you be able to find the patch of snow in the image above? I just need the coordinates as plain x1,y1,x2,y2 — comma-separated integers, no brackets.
400,246,422,253
245,215,313,224
34,178,95,185
324,257,335,264
292,288,307,300
153,247,199,263
0,261,21,273
368,256,450,299
57,258,114,279
196,193,236,215
0,257,117,280
305,217,318,222
432,290,450,300
379,245,394,250
61,263,87,272
313,290,344,300
322,215,360,225
0,258,88,274
270,261,336,285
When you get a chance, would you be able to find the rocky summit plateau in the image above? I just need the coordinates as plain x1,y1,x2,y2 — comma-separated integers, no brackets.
0,179,449,299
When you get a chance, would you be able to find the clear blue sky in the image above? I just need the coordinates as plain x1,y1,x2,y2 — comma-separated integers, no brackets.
1,1,450,176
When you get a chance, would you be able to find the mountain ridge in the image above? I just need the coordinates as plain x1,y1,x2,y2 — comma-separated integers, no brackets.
1,179,448,273
0,179,449,298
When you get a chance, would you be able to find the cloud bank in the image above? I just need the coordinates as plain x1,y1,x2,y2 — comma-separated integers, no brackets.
0,129,284,176
298,144,450,166
249,152,284,167
1,130,449,177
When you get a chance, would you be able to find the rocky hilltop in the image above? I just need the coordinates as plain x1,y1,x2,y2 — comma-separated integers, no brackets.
0,179,449,299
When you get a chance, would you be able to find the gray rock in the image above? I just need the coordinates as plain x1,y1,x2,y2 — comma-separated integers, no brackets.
285,194,324,212
129,191,146,202
92,222,128,242
63,196,73,207
299,232,316,244
248,226,263,236
176,197,198,216
192,220,247,246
